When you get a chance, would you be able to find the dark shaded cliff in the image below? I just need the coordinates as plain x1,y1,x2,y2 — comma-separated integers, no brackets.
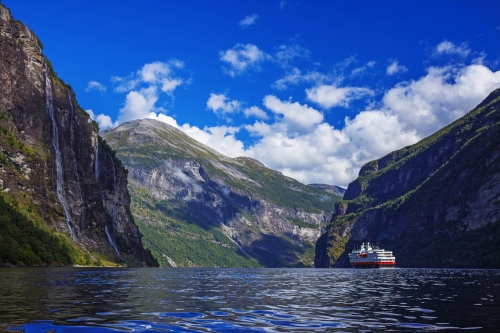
315,88,500,268
0,5,154,266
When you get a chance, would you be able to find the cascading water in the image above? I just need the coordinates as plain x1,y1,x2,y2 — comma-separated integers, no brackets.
107,158,123,259
94,141,99,181
44,66,77,241
94,135,122,259
67,90,85,228
112,159,118,222
105,225,122,259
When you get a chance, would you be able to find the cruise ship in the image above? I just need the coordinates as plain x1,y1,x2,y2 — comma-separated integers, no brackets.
348,242,396,268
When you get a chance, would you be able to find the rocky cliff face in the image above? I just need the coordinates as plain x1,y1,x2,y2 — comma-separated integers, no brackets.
102,119,342,267
0,5,153,266
315,89,500,268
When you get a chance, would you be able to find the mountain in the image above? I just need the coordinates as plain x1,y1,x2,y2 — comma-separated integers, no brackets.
308,184,346,197
315,88,500,268
101,118,342,267
0,5,155,267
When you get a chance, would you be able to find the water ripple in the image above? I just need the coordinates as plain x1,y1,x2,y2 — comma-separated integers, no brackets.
1,268,500,332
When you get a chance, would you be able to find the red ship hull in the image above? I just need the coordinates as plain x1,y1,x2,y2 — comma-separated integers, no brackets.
352,261,396,269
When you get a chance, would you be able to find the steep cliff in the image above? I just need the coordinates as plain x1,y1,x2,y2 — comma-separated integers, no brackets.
0,5,154,266
102,119,342,267
315,88,500,268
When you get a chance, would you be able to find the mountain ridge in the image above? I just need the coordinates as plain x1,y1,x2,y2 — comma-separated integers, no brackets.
102,118,342,267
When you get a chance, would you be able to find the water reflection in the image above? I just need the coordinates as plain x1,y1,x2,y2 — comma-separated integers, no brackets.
0,268,498,332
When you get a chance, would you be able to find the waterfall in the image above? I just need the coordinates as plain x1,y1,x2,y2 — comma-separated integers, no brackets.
94,142,99,180
106,158,123,260
112,159,118,222
44,66,77,241
67,90,85,228
105,224,122,259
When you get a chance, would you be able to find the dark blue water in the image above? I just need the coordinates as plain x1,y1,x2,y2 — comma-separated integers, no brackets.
0,268,498,332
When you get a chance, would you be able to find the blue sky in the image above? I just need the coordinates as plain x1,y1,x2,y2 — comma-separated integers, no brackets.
5,1,500,187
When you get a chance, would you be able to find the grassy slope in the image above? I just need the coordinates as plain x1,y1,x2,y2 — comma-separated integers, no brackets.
129,184,260,268
0,112,106,267
229,157,338,213
103,120,341,267
0,192,119,266
0,193,78,266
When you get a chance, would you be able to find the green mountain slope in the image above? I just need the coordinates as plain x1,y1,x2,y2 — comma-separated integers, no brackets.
315,88,500,268
102,119,341,267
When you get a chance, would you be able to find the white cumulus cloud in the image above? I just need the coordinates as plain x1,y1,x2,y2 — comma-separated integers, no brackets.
140,61,184,94
263,95,323,133
184,63,500,187
274,44,310,68
111,60,184,93
87,62,249,148
86,109,117,130
386,60,408,75
86,109,95,119
351,61,376,76
219,42,310,77
243,63,500,186
92,57,500,189
273,67,329,90
88,60,187,130
85,81,107,92
117,86,159,124
152,113,246,158
219,43,270,77
206,93,241,116
383,64,500,137
239,14,259,29
435,40,470,57
243,106,268,119
95,114,116,129
306,84,374,109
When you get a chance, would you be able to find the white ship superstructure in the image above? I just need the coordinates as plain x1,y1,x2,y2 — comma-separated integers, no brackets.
348,242,396,268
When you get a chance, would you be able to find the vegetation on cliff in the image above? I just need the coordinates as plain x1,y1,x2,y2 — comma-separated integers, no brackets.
0,3,153,266
0,193,113,266
317,88,500,268
130,185,260,268
103,119,341,267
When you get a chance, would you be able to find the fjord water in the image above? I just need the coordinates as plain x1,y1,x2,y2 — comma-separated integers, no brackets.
0,268,498,332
